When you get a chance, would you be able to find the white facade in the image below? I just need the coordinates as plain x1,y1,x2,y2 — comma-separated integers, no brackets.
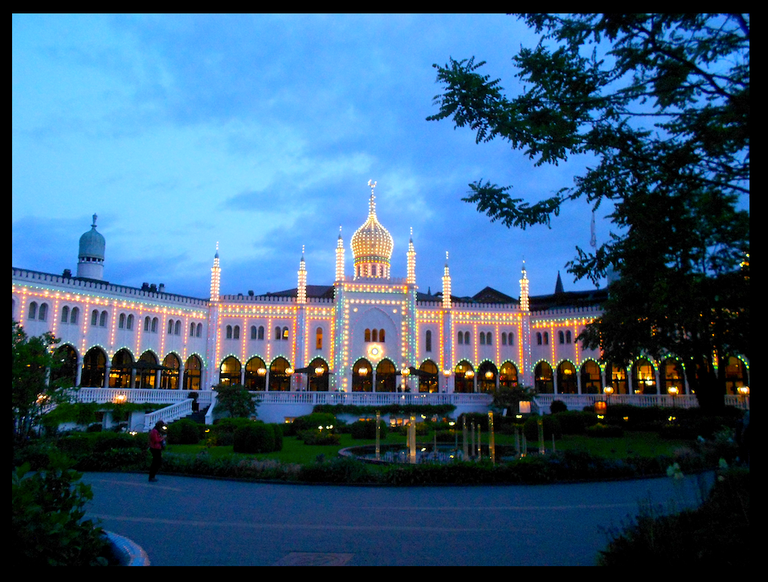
12,185,750,405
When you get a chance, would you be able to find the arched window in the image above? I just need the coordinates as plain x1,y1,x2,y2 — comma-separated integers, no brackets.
168,319,174,334
119,313,127,329
197,323,203,337
257,325,264,340
192,322,198,337
566,330,572,344
151,317,158,333
226,325,233,339
61,306,70,324
543,332,549,345
38,303,48,321
219,356,241,386
275,326,282,340
92,309,99,326
244,356,267,391
458,331,464,345
486,332,492,345
28,301,38,320
250,325,258,340
281,326,288,340
70,307,79,324
536,332,542,345
316,327,323,350
99,310,107,327
127,314,134,330
379,329,385,343
174,320,181,335
425,330,432,352
480,332,486,345
145,316,151,331
233,325,240,340
558,331,565,344
371,329,378,342
463,331,470,345
184,355,202,390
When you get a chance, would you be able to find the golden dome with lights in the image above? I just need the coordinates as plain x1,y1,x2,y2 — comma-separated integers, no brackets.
350,181,394,279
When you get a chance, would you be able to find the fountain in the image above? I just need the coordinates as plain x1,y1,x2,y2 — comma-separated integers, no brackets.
339,411,502,466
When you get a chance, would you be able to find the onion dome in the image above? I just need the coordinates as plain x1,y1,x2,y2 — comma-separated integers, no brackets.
76,214,105,280
78,214,105,261
350,181,394,279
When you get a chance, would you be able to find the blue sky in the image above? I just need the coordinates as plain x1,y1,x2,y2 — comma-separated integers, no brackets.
12,13,611,299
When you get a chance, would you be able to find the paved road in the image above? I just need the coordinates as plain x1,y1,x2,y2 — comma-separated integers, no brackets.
82,471,714,566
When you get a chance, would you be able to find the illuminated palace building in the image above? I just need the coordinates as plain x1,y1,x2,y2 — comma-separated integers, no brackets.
12,183,750,412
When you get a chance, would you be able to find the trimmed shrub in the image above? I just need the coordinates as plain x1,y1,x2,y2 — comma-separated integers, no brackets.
232,422,280,454
554,410,598,434
550,399,568,414
288,413,338,436
167,418,203,445
350,419,387,440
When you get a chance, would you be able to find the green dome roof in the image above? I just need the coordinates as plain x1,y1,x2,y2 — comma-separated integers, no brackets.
78,214,105,259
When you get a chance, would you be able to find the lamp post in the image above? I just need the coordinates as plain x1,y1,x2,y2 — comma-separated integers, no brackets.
667,385,679,408
738,385,750,410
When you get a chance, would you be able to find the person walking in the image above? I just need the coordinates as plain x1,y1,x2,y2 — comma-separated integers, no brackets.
148,420,166,482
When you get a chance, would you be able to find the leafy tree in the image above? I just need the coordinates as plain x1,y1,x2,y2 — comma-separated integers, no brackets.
428,14,749,411
213,382,258,419
12,321,72,442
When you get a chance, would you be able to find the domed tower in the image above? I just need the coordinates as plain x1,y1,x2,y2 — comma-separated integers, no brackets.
76,214,106,280
350,180,394,279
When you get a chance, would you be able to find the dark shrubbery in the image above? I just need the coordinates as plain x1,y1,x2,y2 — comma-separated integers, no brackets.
167,418,204,445
586,423,625,438
12,457,113,566
550,399,568,414
286,412,338,436
523,414,562,441
232,422,282,454
350,419,387,440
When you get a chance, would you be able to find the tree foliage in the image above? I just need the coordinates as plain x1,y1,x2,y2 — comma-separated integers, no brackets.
428,14,749,410
213,382,259,419
12,321,72,441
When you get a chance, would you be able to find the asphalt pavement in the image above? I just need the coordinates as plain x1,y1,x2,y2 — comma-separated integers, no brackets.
81,470,714,566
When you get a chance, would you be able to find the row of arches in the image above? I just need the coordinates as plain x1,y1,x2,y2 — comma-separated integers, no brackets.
51,345,203,390
218,355,329,392
532,356,749,395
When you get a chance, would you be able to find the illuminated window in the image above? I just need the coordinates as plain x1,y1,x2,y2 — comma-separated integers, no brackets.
316,327,323,350
282,326,289,340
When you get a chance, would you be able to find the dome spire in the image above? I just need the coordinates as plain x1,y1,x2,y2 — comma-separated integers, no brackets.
351,180,394,280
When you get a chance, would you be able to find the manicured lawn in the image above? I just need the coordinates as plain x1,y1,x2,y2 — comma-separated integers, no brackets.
167,429,692,466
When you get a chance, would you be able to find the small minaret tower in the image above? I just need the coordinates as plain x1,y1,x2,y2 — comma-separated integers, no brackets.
442,252,452,310
519,259,530,311
335,227,345,281
297,246,307,304
76,214,106,280
210,243,221,301
407,227,416,285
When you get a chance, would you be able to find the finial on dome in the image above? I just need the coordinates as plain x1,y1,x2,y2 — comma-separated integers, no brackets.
367,180,377,215
92,214,98,227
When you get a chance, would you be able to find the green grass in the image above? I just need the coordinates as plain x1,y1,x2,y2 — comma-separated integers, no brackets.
167,429,692,466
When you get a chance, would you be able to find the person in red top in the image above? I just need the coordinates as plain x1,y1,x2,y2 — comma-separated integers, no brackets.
148,420,166,482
